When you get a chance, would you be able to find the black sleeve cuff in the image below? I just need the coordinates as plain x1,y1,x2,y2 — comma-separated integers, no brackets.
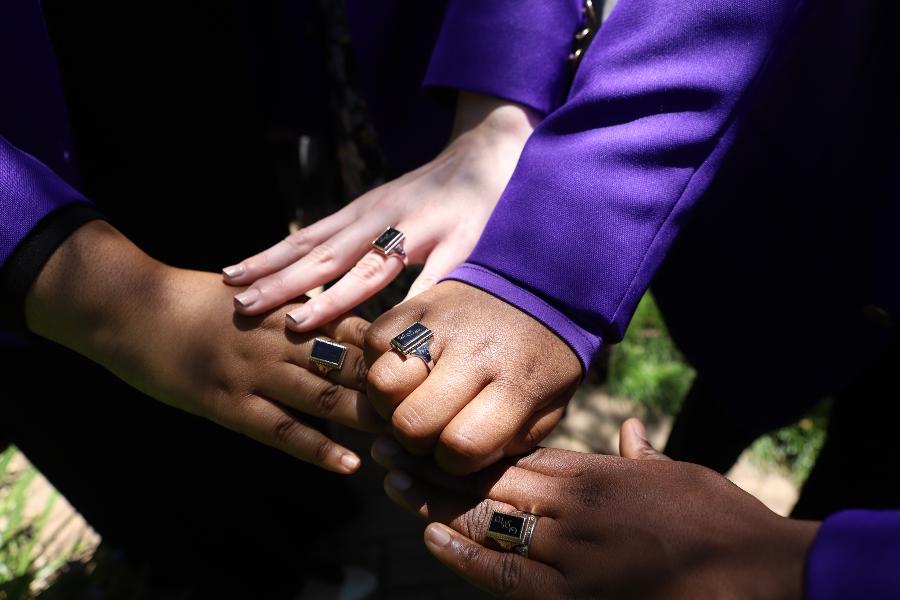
0,203,105,334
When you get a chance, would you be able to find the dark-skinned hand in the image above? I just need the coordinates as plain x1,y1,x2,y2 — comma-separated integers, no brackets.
371,419,820,599
364,280,582,475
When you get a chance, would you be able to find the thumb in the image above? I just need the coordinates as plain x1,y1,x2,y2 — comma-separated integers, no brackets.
619,418,671,461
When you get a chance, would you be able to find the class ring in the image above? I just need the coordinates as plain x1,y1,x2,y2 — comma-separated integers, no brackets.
389,322,434,371
309,338,348,375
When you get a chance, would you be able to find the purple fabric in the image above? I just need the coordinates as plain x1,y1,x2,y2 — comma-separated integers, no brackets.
424,0,583,115
1,0,86,274
1,136,87,270
806,510,900,599
443,0,806,371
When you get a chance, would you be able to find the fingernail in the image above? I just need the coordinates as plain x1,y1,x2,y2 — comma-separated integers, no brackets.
425,524,452,548
372,437,399,460
222,264,245,278
286,307,309,326
341,454,361,472
234,288,260,308
385,470,413,492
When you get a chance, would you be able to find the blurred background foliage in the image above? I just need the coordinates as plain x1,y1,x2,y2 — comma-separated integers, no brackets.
608,293,828,484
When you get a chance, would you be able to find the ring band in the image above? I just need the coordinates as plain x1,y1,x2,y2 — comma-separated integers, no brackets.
390,322,434,371
372,226,406,258
485,510,538,558
309,338,348,375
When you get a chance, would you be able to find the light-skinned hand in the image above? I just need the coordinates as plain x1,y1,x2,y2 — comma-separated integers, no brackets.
223,92,539,332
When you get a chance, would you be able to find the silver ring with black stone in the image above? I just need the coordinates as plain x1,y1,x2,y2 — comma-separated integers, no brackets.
485,510,538,558
371,226,406,258
309,338,348,375
389,322,434,371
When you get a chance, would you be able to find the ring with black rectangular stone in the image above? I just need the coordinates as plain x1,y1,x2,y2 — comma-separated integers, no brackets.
309,338,348,375
389,321,434,371
485,510,538,558
371,226,406,258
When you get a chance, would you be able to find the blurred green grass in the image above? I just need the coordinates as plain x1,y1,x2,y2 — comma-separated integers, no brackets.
607,293,827,483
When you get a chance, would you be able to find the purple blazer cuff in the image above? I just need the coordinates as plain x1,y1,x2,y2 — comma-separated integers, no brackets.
424,0,582,115
443,263,600,375
1,136,88,270
806,510,900,599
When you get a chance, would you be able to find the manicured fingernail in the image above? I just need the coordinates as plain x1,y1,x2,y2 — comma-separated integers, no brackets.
386,470,413,492
234,288,260,308
372,437,399,460
286,307,309,326
425,524,452,548
222,264,245,278
341,454,361,472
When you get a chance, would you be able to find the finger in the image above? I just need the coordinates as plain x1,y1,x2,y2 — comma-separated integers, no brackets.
228,394,361,474
372,438,558,513
233,219,386,315
318,313,370,348
223,206,360,284
284,250,405,333
366,349,430,421
619,418,671,461
260,362,382,432
423,523,565,599
389,356,489,454
503,399,567,456
383,472,563,565
403,242,464,302
435,383,544,475
285,334,368,391
511,446,598,478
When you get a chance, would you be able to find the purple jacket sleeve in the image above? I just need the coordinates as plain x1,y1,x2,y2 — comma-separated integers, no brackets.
443,0,808,372
806,510,900,599
424,0,583,115
1,136,89,271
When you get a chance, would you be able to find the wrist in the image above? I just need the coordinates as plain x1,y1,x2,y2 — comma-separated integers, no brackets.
735,516,821,599
449,91,541,146
24,220,172,367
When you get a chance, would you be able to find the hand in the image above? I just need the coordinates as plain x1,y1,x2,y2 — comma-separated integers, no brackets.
371,420,821,599
25,221,381,473
364,280,581,475
223,92,539,331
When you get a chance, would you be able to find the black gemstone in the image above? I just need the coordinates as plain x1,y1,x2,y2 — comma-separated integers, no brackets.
310,339,347,368
391,322,431,352
373,227,401,250
487,513,524,539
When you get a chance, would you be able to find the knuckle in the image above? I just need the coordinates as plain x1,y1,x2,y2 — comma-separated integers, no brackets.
313,383,342,416
494,552,523,597
350,254,385,283
366,366,391,395
307,243,336,267
465,499,495,541
311,435,333,464
391,407,429,444
284,228,310,251
350,354,369,386
441,430,488,461
364,322,388,353
272,415,300,446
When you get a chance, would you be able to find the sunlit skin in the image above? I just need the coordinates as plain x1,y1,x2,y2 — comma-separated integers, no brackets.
25,221,380,473
224,92,540,331
373,419,821,599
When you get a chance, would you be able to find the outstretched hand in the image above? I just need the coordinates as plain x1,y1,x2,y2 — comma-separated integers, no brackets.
223,92,538,332
26,221,381,473
372,419,820,599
